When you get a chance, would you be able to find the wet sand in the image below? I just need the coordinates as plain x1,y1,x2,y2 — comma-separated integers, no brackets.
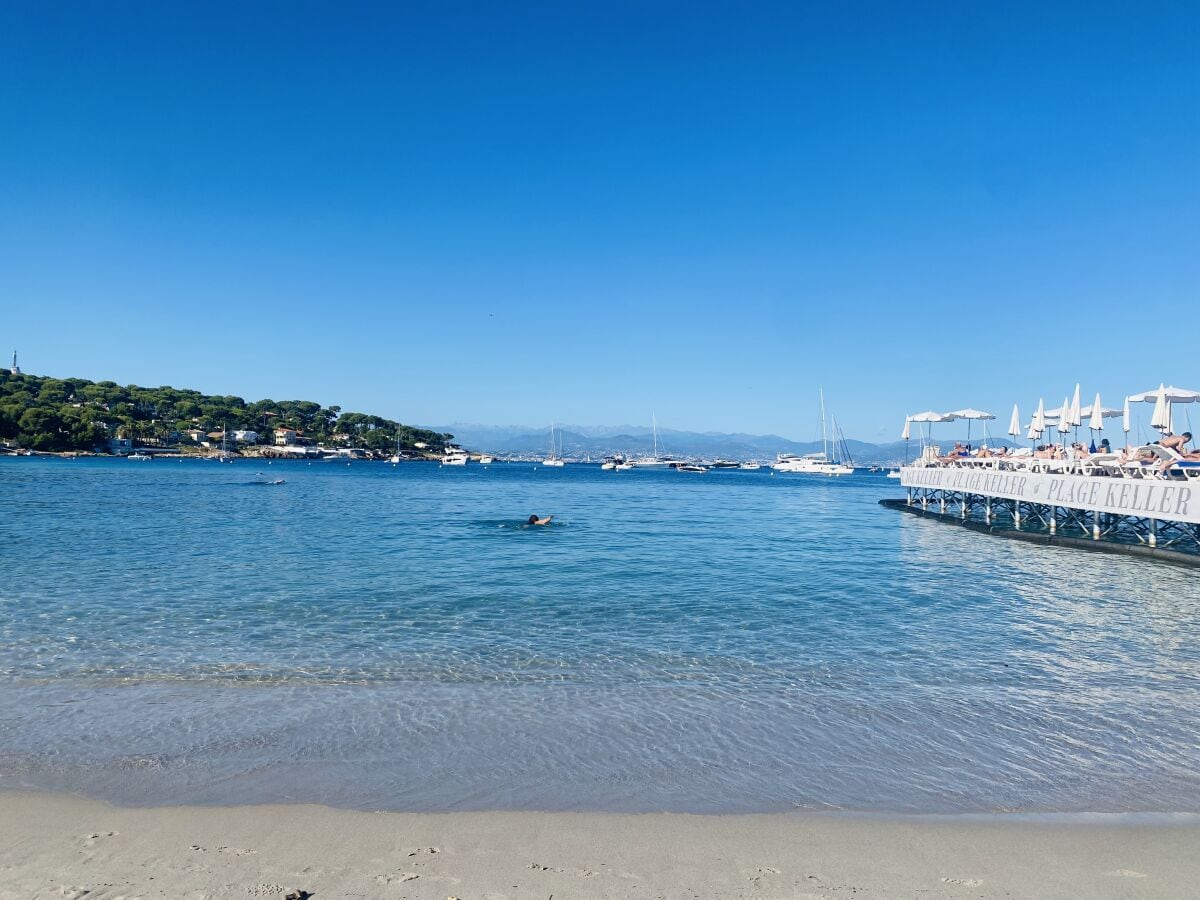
2,790,1197,899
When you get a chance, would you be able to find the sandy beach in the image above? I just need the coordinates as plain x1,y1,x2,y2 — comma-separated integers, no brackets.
2,791,1197,899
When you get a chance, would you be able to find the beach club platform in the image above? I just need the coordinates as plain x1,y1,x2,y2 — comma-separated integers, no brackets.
885,465,1200,566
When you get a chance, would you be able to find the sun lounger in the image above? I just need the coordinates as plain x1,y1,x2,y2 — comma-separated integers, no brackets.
1079,453,1123,476
1117,445,1183,478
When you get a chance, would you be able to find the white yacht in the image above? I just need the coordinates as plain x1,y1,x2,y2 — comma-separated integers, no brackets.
478,455,494,464
441,447,469,466
128,452,152,461
773,452,853,476
738,462,762,470
773,390,855,476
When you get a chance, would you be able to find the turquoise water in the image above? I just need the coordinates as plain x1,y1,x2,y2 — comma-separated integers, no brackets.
2,456,1198,813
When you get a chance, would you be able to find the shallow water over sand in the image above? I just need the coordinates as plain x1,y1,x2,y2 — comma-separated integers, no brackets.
2,456,1198,813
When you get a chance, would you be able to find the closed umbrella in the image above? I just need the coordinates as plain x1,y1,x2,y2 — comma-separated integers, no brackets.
1069,384,1082,427
901,417,911,464
1007,404,1021,441
1029,398,1046,445
1056,397,1072,445
1130,383,1199,439
1151,384,1170,433
1123,396,1131,444
1087,393,1104,452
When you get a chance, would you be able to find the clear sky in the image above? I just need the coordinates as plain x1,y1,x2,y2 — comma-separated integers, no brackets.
2,2,1197,442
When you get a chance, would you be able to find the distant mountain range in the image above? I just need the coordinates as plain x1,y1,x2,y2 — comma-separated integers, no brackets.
425,422,1015,465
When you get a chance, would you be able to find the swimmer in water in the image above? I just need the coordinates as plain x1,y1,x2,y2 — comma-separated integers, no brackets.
527,514,553,526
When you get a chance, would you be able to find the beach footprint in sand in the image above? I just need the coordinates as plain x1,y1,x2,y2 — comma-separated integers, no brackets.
81,831,119,848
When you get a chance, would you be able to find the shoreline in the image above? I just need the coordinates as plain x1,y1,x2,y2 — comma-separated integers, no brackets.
4,790,1198,899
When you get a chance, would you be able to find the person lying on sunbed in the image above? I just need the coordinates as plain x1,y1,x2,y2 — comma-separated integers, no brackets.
1157,432,1194,472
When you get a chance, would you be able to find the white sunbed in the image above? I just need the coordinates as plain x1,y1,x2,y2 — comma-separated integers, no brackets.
1118,445,1183,479
1078,453,1124,476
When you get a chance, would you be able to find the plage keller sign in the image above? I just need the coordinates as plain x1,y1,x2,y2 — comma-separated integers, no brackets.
899,467,1199,524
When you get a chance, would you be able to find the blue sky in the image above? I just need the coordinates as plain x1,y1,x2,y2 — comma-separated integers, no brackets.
2,2,1197,442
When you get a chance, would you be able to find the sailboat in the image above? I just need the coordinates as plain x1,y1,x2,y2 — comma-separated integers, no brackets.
218,422,233,463
773,390,854,476
543,422,565,466
631,414,684,468
389,428,403,464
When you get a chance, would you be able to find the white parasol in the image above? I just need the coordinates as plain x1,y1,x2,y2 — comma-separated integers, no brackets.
1068,384,1082,428
1029,399,1046,442
908,411,954,449
1151,384,1171,433
1007,404,1021,439
947,408,995,444
1056,397,1072,441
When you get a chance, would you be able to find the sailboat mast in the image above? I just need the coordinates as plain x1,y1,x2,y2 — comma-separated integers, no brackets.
819,389,828,459
652,413,659,459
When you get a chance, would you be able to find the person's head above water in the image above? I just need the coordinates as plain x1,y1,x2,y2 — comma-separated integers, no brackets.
527,514,554,525
528,514,539,525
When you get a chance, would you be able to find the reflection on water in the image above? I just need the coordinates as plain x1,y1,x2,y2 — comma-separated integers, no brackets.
1,457,1198,813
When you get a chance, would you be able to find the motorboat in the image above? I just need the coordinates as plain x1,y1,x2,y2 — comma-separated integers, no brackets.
441,448,469,466
738,462,762,470
615,460,636,470
479,455,494,464
128,452,152,461
709,459,740,469
677,464,708,473
887,469,901,479
773,452,854,476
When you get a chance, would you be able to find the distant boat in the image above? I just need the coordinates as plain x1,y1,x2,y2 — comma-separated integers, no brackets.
128,452,152,461
887,469,901,479
479,455,494,464
773,390,854,476
631,414,685,468
600,454,627,471
390,428,403,463
543,422,565,467
677,464,708,473
442,447,469,466
738,462,761,470
709,459,739,469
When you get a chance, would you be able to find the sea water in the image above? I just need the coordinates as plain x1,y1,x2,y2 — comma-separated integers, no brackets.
1,456,1198,814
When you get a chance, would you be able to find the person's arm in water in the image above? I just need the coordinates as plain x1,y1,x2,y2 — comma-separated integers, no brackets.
527,515,554,525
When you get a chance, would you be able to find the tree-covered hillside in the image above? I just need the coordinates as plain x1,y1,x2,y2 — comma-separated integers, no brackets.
0,371,451,453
